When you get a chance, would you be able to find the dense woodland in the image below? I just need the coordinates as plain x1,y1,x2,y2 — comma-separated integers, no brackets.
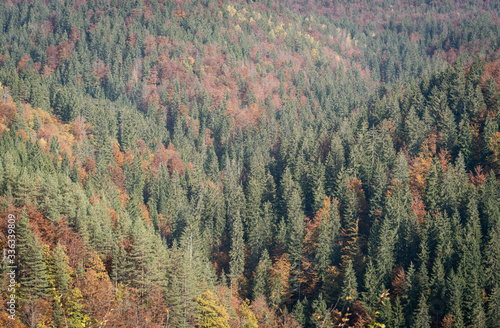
0,0,500,327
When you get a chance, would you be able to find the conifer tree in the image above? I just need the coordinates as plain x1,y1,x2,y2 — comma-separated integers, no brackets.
341,260,358,307
52,243,72,297
412,294,431,328
253,249,271,299
488,286,500,328
17,211,49,299
230,210,245,283
315,197,341,280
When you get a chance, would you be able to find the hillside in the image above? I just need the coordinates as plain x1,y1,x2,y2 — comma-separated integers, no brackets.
0,0,500,327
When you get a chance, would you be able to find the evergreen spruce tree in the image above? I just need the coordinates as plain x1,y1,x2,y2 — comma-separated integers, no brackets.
362,258,380,311
292,297,306,327
311,293,332,328
52,243,72,297
315,197,340,280
253,249,271,299
230,210,245,284
412,294,431,328
17,211,49,299
341,260,358,307
488,286,500,328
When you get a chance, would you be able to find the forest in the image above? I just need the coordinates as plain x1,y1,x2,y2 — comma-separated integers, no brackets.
0,0,499,327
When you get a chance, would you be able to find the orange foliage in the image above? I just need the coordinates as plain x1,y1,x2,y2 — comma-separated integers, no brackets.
469,165,488,188
83,156,96,174
251,295,276,328
56,218,88,269
141,203,151,226
438,149,450,173
71,115,91,141
78,167,88,185
92,59,110,83
269,254,291,307
408,155,432,195
119,191,130,207
482,60,500,93
107,164,125,190
23,205,58,246
157,213,172,242
113,144,125,167
390,265,406,300
151,143,168,176
411,190,427,226
80,252,115,324
16,54,30,73
0,101,17,126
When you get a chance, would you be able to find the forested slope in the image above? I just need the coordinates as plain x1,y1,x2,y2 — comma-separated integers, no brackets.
0,0,499,327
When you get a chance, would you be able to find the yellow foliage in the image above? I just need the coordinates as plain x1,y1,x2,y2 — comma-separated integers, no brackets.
226,4,236,17
196,290,231,328
311,48,320,61
238,300,258,328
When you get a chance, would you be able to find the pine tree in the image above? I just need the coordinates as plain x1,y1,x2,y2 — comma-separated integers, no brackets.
447,271,465,328
311,293,332,328
412,294,431,328
392,296,406,328
52,243,72,297
315,197,341,280
17,211,49,299
230,211,245,284
341,260,358,307
292,297,306,327
362,258,380,311
458,119,474,169
460,195,486,326
253,249,271,299
488,286,500,328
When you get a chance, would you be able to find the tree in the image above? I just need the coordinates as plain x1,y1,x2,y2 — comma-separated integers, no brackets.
238,300,258,328
311,293,333,328
268,254,291,308
253,249,271,299
341,260,358,307
315,197,341,280
81,251,114,326
488,286,500,328
411,294,430,328
196,290,230,328
230,210,245,285
17,211,49,299
52,243,72,297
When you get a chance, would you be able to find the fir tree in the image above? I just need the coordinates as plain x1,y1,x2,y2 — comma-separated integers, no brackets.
253,249,271,299
341,260,358,307
412,294,431,328
17,211,49,299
